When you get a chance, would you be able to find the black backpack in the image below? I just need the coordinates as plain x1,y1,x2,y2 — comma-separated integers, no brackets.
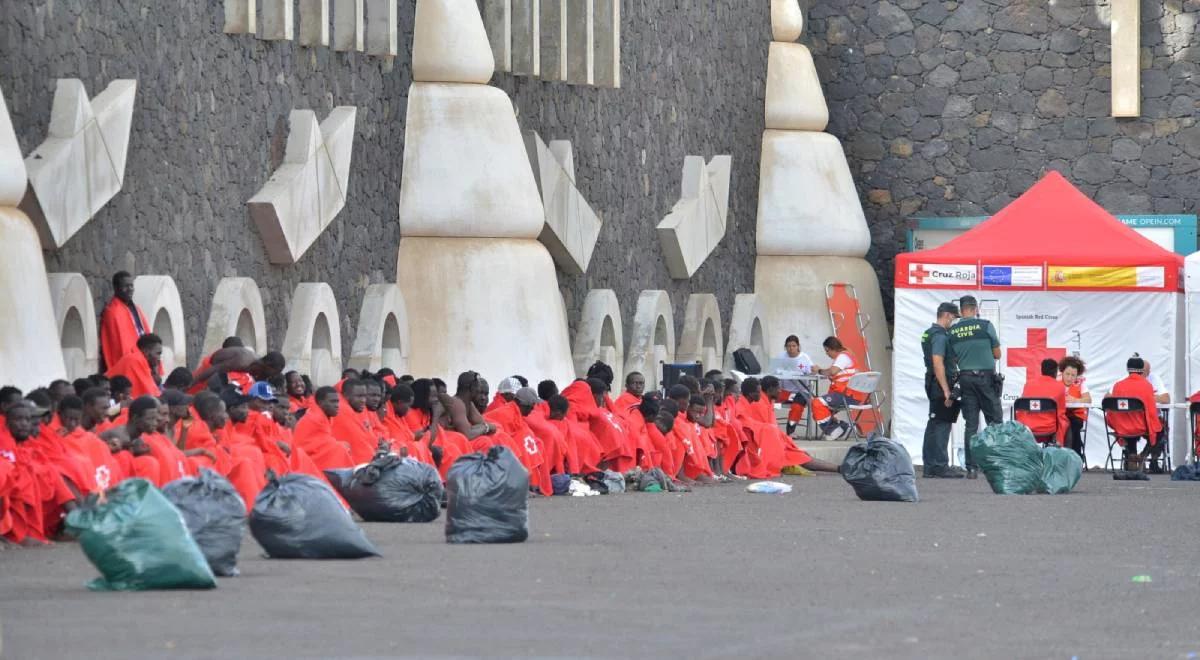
732,348,762,374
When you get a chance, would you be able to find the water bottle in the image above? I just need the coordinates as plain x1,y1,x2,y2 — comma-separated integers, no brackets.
956,447,965,467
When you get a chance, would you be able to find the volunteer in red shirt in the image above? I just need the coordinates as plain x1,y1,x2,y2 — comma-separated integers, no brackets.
1105,356,1161,473
809,337,865,439
1059,356,1091,459
1016,359,1068,445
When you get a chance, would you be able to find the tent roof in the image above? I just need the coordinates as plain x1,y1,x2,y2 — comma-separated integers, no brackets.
896,171,1182,291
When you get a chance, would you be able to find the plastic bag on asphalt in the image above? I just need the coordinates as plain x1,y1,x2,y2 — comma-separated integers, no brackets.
1171,464,1200,481
840,434,920,502
250,473,380,559
162,469,246,576
551,473,572,495
973,421,1044,495
64,478,217,591
602,470,626,493
1036,446,1083,494
326,453,444,523
445,446,529,544
638,467,671,492
746,481,793,494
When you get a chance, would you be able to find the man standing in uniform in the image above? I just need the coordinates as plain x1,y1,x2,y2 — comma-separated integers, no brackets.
922,302,966,478
949,295,1002,478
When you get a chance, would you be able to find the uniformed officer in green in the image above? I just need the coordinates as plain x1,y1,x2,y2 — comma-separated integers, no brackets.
922,302,966,478
948,295,1002,478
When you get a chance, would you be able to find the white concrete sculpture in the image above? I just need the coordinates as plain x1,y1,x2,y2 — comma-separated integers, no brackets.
333,0,365,51
202,277,268,356
398,84,543,238
657,155,732,279
223,0,257,34
366,0,398,56
623,290,676,392
413,0,496,83
132,276,187,374
724,293,768,373
262,0,294,40
766,43,828,132
397,238,574,385
771,0,804,42
572,289,623,382
248,106,356,264
0,83,26,207
756,131,869,257
348,283,410,373
524,131,602,275
676,293,724,373
282,282,343,387
299,0,331,46
0,209,68,390
47,273,99,380
21,79,136,250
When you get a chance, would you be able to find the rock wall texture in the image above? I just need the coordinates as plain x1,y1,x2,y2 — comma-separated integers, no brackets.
4,0,1198,368
1,0,766,366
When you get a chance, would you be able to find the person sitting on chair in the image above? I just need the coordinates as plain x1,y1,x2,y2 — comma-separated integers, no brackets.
1016,359,1068,446
1141,359,1171,473
809,337,866,440
1106,356,1162,475
1059,356,1091,459
776,335,815,437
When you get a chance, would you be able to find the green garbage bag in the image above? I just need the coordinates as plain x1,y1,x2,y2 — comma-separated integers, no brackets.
1036,446,1083,494
64,478,217,591
972,421,1044,495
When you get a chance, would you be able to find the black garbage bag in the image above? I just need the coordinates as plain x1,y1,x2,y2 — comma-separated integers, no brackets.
1036,446,1083,494
162,469,246,576
445,446,529,544
325,453,444,523
1171,463,1200,481
64,478,217,591
973,421,1044,495
840,434,919,502
249,473,380,559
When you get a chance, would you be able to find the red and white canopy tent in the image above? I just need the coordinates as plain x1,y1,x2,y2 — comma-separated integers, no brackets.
892,171,1184,468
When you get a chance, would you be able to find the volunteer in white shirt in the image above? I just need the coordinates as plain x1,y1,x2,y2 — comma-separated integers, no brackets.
777,335,814,436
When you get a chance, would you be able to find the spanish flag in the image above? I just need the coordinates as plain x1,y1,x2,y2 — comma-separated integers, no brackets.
1046,266,1164,289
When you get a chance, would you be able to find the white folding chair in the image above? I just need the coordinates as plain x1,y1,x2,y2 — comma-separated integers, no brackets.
835,371,885,442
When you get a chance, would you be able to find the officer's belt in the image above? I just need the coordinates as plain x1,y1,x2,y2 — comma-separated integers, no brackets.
958,370,993,376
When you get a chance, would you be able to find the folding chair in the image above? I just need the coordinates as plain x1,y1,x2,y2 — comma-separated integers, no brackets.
1101,397,1152,472
1011,397,1060,446
833,371,884,442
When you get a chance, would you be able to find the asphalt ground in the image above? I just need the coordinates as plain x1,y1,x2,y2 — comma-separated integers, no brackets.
2,472,1199,659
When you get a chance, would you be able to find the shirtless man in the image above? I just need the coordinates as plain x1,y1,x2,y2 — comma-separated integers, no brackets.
191,347,286,391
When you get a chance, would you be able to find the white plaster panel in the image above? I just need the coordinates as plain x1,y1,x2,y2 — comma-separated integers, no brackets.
282,282,344,387
524,131,601,275
262,0,294,40
564,0,594,85
396,237,574,386
771,0,804,42
333,0,365,51
676,293,724,373
572,289,623,383
657,154,731,279
755,130,870,257
47,273,99,380
511,0,541,76
765,42,828,131
413,0,496,83
299,0,331,46
0,208,67,390
398,83,544,239
623,290,676,393
539,0,567,81
348,283,411,373
202,277,268,356
592,0,619,87
723,293,768,373
366,0,398,56
248,106,356,264
21,79,136,250
481,0,512,73
132,275,188,374
224,0,257,34
0,83,28,206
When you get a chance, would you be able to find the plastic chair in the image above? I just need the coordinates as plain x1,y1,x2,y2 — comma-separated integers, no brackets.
834,372,884,441
1011,397,1060,446
1101,397,1153,472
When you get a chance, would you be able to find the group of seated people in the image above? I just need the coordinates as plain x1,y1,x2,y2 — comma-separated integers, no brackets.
1014,354,1173,473
0,328,864,545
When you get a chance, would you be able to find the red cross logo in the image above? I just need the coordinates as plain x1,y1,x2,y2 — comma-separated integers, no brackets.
910,264,932,284
1006,328,1067,381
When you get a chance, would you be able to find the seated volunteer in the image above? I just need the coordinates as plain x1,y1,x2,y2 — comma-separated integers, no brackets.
1105,356,1162,473
808,337,865,440
776,335,815,437
1015,359,1068,445
1141,358,1171,473
1059,356,1091,459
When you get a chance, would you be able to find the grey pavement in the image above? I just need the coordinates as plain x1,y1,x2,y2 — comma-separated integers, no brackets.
2,472,1199,659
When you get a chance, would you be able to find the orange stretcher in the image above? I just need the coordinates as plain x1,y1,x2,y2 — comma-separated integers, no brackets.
826,283,880,434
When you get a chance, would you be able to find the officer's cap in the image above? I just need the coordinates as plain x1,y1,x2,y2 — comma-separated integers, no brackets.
937,302,960,317
959,295,978,308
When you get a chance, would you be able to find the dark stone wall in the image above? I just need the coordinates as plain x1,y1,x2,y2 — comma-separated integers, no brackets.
806,0,1200,313
1,0,767,366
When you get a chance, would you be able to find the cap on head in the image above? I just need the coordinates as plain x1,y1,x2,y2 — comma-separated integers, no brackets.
959,295,978,309
248,381,278,402
1127,356,1145,372
514,388,540,406
937,302,960,317
160,389,194,407
498,377,522,394
22,398,50,417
